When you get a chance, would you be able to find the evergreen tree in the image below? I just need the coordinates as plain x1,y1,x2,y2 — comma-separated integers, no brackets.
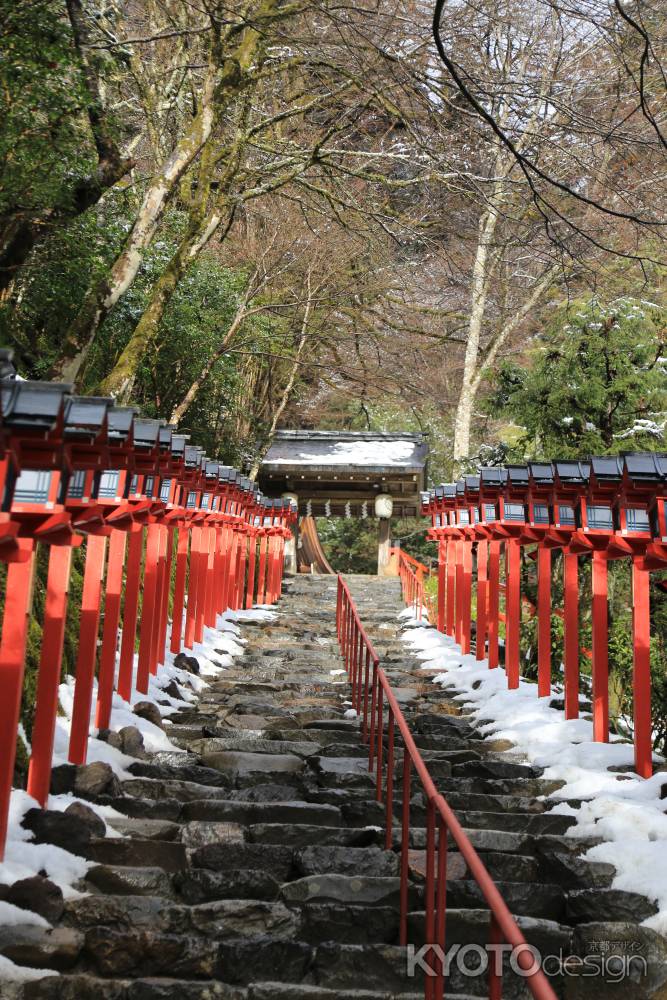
490,298,667,458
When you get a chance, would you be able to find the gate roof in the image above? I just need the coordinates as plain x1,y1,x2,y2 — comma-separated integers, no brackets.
259,430,429,518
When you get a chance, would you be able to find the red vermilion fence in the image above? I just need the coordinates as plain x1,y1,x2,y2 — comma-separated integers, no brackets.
0,369,294,861
421,458,667,780
335,574,557,1000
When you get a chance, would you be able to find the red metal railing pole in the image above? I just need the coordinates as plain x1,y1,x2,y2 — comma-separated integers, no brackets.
399,749,411,946
69,534,108,764
424,799,436,1000
434,815,448,1000
95,529,126,730
476,540,488,661
117,523,144,701
0,539,35,859
28,543,74,805
362,648,370,741
487,539,500,669
537,545,552,698
489,914,503,1000
385,712,395,850
375,681,384,802
563,551,580,719
591,550,609,741
505,538,521,688
170,526,189,654
632,558,653,778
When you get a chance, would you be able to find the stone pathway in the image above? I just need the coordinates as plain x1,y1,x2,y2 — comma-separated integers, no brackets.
5,576,663,1000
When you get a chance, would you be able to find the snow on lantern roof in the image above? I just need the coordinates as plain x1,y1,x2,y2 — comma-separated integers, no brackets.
261,430,428,472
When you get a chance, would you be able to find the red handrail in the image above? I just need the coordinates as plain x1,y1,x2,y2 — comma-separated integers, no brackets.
336,574,557,1000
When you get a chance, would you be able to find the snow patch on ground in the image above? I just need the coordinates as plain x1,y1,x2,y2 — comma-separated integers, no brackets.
399,613,667,935
0,954,58,983
1,603,273,958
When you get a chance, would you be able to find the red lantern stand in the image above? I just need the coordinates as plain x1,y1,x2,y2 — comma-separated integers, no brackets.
421,488,446,634
256,500,274,606
151,432,187,669
181,446,207,649
478,468,508,670
245,492,263,610
614,454,667,777
462,476,484,659
495,466,532,689
526,462,558,698
449,480,472,654
92,409,143,732
168,442,200,656
565,458,625,743
0,381,71,856
545,462,590,720
440,485,459,638
121,420,162,698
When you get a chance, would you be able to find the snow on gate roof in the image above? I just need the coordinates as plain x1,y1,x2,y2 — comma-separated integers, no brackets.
261,430,429,472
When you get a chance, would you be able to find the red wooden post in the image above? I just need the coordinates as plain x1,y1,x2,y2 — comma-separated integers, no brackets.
461,540,472,654
149,524,167,675
170,526,189,654
184,525,201,648
117,523,144,701
455,539,464,647
195,526,211,642
69,534,108,764
505,538,521,688
487,540,500,668
537,545,552,698
632,558,653,777
445,538,456,636
224,530,238,612
591,550,609,741
437,540,446,633
157,525,174,665
136,522,160,693
205,526,218,627
28,544,74,805
563,551,580,719
94,529,126,731
0,541,35,857
235,532,248,611
257,534,268,605
246,532,257,609
476,540,488,661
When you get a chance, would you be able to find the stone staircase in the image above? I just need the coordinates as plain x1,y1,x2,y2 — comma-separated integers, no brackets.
6,576,664,1000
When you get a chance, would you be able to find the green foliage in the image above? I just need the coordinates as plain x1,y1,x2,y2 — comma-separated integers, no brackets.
0,188,135,374
488,297,667,458
317,518,379,574
0,0,95,219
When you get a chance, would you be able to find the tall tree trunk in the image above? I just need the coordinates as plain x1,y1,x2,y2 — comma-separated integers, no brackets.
53,1,282,383
452,202,500,462
98,203,234,401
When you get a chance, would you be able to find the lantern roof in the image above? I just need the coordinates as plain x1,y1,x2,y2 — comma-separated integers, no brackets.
0,381,71,432
622,452,667,482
